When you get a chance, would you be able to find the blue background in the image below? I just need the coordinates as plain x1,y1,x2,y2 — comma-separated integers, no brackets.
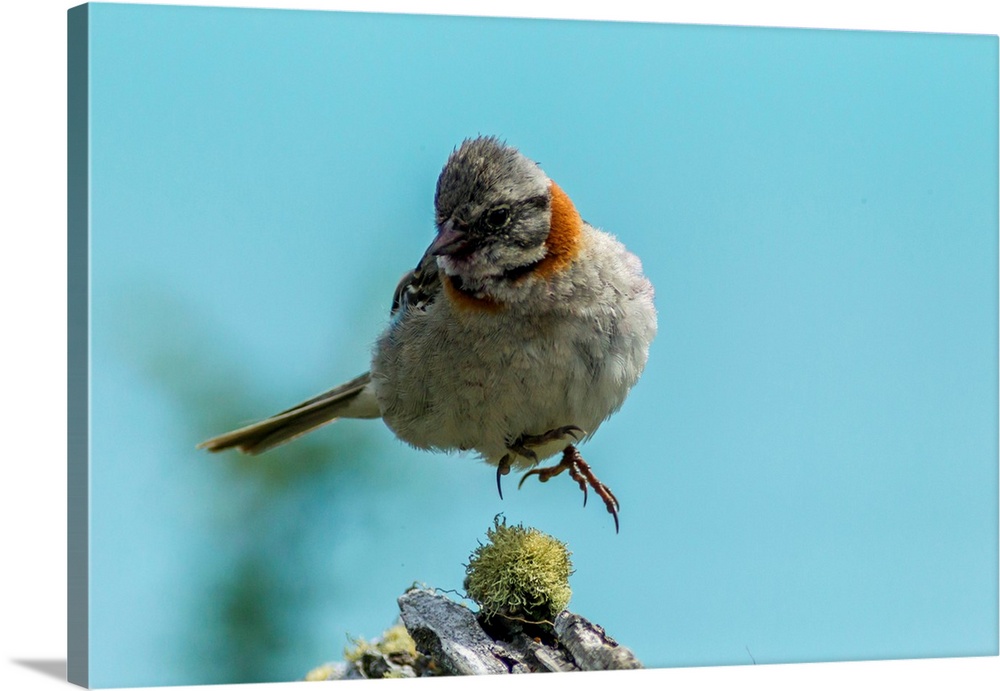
84,3,997,687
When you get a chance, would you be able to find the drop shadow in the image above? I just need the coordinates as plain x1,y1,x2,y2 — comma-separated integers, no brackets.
11,658,67,681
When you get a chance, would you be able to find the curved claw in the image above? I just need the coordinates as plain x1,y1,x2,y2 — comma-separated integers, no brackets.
567,461,589,507
496,454,512,500
517,468,541,490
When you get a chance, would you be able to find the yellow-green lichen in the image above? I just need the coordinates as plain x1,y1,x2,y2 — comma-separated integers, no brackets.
344,623,417,663
304,663,338,681
377,623,419,658
341,623,420,679
464,517,573,624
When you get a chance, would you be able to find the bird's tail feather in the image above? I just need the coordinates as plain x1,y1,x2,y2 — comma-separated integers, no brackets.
197,371,379,455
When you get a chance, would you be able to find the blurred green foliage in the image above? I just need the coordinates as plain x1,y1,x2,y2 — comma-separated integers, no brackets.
114,288,390,683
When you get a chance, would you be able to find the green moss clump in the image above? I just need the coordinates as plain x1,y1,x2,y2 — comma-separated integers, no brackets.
464,517,573,625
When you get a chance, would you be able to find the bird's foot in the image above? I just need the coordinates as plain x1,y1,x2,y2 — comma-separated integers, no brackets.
507,425,586,460
517,444,620,533
497,426,586,502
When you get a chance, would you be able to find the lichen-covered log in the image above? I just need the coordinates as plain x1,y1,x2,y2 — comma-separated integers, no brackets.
306,589,642,680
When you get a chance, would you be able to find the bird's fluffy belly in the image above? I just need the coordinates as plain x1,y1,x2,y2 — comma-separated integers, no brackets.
371,315,623,467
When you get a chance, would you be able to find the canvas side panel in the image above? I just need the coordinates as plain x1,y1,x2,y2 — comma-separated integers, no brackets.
67,4,90,688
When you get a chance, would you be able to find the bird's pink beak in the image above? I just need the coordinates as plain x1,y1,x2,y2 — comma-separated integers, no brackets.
430,220,472,257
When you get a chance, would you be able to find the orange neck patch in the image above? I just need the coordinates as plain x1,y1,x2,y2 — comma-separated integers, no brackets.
442,274,505,313
534,180,583,278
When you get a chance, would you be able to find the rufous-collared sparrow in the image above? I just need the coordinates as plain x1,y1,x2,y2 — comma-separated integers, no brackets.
200,136,657,531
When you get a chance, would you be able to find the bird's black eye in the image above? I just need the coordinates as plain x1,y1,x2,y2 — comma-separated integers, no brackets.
483,207,511,230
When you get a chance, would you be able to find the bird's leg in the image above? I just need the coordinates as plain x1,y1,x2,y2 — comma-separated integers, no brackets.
518,444,621,533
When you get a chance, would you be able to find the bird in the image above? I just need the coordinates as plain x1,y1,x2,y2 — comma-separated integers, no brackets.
199,136,657,531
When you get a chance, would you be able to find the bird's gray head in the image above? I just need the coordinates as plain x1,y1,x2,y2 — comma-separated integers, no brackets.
431,137,553,283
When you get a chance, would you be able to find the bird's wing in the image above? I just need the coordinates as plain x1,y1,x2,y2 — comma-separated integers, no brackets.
390,247,442,317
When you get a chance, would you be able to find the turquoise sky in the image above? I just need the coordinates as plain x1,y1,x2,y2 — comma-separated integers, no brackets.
84,3,997,687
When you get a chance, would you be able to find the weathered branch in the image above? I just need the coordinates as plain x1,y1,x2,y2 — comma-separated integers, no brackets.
307,588,642,679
